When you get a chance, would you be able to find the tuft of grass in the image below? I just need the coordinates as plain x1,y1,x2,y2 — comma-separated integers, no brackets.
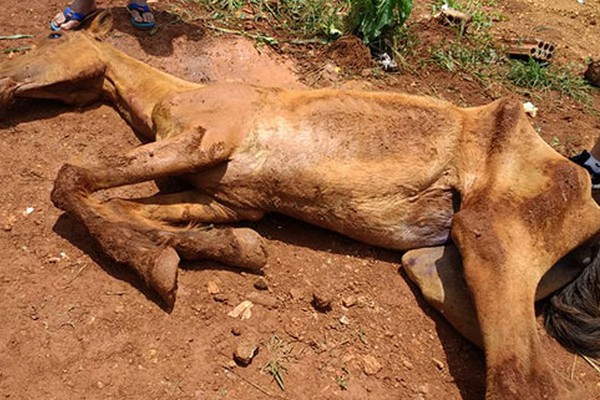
262,335,295,391
198,0,348,41
427,0,503,83
336,373,349,390
507,58,591,103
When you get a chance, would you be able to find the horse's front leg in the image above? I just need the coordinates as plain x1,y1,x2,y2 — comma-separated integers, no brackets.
451,187,600,399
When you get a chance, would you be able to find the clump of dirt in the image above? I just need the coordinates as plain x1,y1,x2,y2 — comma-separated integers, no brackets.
324,35,374,71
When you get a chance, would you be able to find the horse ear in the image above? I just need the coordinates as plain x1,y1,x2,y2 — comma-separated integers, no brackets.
88,10,113,39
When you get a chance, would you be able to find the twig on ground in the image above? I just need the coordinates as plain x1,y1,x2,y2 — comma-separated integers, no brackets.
581,354,600,375
0,34,33,40
206,24,327,46
61,263,89,288
570,354,577,380
3,46,31,54
222,365,286,400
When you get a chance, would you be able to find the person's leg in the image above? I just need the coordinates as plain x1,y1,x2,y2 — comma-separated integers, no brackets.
51,0,97,30
127,0,155,28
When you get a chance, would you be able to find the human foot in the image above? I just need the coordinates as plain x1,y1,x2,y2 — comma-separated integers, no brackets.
51,0,97,31
127,1,155,29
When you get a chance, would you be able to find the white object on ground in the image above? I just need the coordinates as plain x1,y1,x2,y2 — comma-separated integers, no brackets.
523,101,538,118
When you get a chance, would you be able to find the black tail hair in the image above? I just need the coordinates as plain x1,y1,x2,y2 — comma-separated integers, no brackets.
544,248,600,358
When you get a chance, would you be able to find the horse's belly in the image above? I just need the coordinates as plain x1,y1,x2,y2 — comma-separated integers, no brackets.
279,187,455,250
196,165,456,250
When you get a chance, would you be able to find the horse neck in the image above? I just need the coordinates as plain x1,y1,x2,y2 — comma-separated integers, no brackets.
99,43,201,141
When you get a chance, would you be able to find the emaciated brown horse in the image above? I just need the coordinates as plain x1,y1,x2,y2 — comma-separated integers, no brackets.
1,13,599,400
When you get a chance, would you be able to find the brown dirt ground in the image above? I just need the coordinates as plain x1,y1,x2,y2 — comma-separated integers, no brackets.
1,0,600,399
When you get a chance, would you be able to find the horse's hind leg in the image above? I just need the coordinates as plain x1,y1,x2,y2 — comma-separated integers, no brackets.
50,127,243,306
104,191,267,271
108,190,265,224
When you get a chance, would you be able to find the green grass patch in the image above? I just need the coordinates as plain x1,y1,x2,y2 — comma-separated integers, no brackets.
425,0,503,83
507,58,591,103
196,0,348,41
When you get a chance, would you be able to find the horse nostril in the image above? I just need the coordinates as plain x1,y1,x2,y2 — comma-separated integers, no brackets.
48,33,62,40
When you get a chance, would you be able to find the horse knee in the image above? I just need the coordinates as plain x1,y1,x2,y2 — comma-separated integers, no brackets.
51,164,95,210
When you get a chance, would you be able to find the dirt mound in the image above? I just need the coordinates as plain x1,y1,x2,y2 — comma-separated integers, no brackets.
325,35,374,71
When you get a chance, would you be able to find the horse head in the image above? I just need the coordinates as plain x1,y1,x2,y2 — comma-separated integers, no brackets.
0,11,113,108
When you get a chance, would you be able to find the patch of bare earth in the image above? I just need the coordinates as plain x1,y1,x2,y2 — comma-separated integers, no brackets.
0,0,599,399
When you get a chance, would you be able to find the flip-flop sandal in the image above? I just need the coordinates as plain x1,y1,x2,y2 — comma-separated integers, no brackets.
127,3,156,30
50,6,99,31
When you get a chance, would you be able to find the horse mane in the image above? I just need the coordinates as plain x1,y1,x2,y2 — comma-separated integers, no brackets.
545,246,600,357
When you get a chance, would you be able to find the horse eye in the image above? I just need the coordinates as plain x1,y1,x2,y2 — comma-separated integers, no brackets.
48,33,62,40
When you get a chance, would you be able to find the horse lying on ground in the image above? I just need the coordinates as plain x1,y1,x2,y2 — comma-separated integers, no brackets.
1,13,599,400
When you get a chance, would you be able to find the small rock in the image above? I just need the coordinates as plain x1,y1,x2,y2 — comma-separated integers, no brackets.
312,291,332,312
402,359,414,370
206,280,220,295
585,60,600,87
342,296,356,308
417,384,430,395
253,277,269,291
213,293,228,303
432,357,444,370
227,300,253,320
289,288,303,300
231,325,243,336
339,315,350,325
2,215,16,232
246,292,278,309
233,340,258,366
363,355,382,375
522,101,538,118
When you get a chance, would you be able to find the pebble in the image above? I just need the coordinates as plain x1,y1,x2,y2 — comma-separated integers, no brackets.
231,325,243,336
227,300,253,320
432,357,445,370
233,340,258,366
206,280,220,295
213,293,228,303
342,296,357,308
253,277,269,291
362,355,382,375
312,291,332,312
246,292,278,309
2,215,16,232
289,288,303,300
585,60,600,87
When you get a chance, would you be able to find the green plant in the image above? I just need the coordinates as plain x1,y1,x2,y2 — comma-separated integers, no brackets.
426,0,503,84
262,335,295,391
346,0,414,47
200,0,348,40
507,58,591,103
336,373,349,390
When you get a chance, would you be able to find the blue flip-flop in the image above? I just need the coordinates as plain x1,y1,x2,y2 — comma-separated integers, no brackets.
50,6,98,31
127,3,156,30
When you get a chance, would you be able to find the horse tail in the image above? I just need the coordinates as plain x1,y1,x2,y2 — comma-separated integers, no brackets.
544,248,600,358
